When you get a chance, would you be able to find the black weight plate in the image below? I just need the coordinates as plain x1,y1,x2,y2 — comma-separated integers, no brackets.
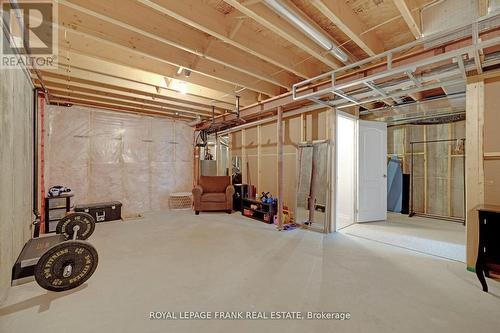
34,240,99,292
56,212,95,240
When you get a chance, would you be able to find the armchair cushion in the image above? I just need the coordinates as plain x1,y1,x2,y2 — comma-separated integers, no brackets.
201,193,226,202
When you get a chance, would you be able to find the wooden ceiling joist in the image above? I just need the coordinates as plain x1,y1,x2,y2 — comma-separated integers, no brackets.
56,50,236,108
48,95,193,119
223,0,342,69
38,68,236,112
310,0,384,56
37,80,216,117
34,75,219,114
56,21,279,98
137,0,321,79
55,27,262,104
47,88,202,118
393,0,422,39
58,0,294,92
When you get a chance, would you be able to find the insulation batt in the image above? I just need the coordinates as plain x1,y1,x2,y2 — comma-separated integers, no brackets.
45,105,193,217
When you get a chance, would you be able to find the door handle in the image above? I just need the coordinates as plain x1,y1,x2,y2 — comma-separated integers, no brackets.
383,174,387,178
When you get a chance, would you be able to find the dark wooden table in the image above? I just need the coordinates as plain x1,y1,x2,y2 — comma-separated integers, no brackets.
476,204,500,292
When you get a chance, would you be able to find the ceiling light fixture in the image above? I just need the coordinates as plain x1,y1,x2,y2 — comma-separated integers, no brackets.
262,0,348,63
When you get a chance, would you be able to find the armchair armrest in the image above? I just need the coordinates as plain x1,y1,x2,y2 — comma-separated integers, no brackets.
225,185,235,197
192,185,203,199
225,185,235,211
192,185,204,212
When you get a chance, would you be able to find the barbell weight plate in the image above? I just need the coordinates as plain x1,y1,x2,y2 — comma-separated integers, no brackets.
34,240,99,292
56,212,96,240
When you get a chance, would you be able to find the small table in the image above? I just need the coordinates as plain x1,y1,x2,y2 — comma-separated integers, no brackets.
44,194,74,234
476,205,500,292
169,192,193,210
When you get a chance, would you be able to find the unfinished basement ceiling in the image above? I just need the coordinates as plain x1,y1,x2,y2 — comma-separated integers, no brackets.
30,0,487,120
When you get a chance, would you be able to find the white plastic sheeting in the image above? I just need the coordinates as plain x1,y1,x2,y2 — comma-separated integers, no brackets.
45,105,193,217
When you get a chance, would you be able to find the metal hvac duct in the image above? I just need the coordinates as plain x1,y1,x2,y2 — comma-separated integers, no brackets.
262,0,349,63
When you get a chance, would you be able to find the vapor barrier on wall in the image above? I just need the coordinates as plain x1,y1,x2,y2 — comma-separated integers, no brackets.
45,106,193,218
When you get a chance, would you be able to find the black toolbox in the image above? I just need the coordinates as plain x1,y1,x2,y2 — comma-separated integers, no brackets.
75,201,122,222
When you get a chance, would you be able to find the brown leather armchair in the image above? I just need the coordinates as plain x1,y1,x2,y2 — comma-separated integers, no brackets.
192,176,234,215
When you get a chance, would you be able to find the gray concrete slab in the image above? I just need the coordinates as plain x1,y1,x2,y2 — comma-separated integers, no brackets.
342,213,466,262
1,210,499,333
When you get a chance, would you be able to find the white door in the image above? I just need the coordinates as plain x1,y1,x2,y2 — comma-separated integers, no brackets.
357,120,387,222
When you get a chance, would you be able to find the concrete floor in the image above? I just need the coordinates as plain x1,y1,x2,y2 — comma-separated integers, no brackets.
342,213,466,262
1,210,499,333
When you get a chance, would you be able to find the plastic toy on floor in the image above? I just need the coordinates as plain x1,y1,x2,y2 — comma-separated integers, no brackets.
273,206,298,231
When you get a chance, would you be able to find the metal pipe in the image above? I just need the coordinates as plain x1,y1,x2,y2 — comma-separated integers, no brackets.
262,0,348,62
32,88,41,238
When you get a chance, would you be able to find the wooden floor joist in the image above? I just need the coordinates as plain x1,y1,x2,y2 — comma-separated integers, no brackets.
48,95,194,120
136,0,322,78
36,79,215,116
58,0,294,92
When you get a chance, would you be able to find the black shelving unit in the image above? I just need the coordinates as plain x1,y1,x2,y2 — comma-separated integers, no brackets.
241,198,276,224
44,194,73,233
233,184,248,212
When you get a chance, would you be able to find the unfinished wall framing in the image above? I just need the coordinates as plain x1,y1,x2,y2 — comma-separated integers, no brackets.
230,108,329,214
45,105,193,217
387,121,466,220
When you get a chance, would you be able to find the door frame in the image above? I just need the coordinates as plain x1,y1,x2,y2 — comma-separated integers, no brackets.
333,111,359,232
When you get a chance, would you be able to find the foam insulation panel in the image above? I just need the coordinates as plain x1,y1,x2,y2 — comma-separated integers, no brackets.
45,105,193,218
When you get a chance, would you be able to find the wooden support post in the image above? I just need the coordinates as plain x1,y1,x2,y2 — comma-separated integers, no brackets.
466,80,485,269
242,129,247,185
277,106,284,231
447,123,453,217
402,127,407,173
301,114,306,142
423,125,428,214
228,135,233,181
257,125,262,194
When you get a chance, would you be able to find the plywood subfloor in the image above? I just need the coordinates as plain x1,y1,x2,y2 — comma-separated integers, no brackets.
1,210,498,333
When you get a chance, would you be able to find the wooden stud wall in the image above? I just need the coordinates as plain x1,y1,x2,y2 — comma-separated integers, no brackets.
230,108,329,216
387,121,466,219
